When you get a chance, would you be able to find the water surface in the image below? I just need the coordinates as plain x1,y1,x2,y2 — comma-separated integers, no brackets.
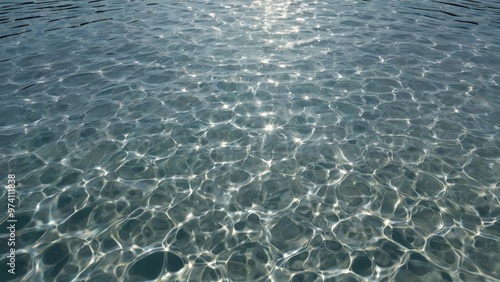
0,0,499,281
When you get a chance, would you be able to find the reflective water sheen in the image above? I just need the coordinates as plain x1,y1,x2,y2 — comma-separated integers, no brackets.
0,0,499,281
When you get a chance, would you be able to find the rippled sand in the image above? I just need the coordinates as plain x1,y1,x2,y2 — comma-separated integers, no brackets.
0,0,499,281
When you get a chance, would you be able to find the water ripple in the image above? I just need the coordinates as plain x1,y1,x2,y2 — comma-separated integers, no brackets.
1,0,500,281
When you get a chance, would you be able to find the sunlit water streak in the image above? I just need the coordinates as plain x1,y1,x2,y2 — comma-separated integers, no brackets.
0,0,499,281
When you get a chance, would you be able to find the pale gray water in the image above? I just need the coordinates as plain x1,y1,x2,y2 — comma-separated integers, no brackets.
0,0,499,281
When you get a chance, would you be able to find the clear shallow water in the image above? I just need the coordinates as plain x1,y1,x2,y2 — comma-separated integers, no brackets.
0,0,499,281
